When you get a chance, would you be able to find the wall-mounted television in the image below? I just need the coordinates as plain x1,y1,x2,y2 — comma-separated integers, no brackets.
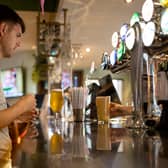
61,71,71,90
0,67,24,98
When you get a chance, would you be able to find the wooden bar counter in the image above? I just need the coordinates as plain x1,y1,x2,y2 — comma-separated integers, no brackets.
7,117,168,168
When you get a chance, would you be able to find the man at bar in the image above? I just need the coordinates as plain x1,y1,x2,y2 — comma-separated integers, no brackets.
0,4,36,167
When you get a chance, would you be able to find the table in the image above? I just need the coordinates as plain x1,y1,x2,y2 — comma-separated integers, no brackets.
11,117,168,168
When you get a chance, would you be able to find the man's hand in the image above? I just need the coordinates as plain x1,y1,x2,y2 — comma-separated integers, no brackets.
16,94,36,115
24,123,39,139
109,102,133,117
15,108,39,123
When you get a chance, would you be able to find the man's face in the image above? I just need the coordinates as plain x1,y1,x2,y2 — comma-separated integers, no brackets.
0,23,22,58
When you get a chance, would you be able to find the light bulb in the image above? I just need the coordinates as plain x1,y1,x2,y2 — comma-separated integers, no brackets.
86,48,91,52
125,0,134,3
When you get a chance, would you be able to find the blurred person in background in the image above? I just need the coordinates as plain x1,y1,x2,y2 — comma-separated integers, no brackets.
35,80,47,109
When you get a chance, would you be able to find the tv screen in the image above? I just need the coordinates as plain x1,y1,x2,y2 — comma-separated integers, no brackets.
61,71,71,90
0,67,24,98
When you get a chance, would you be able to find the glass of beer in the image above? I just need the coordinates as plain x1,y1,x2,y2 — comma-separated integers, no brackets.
50,89,63,119
48,112,64,157
96,96,110,123
50,132,63,155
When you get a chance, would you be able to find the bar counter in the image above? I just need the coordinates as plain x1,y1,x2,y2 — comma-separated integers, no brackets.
10,117,168,168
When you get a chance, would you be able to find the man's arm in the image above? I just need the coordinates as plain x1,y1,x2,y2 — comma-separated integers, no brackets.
0,94,36,129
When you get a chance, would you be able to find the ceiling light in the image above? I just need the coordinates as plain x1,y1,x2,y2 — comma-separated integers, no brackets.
73,61,76,65
125,0,134,3
31,45,37,50
67,62,71,66
86,48,91,52
75,53,78,58
48,56,55,64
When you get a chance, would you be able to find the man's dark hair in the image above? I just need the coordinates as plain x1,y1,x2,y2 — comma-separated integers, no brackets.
0,4,25,33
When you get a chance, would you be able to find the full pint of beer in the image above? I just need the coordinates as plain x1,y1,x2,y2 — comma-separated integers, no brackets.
50,132,63,154
50,89,63,113
96,96,110,123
